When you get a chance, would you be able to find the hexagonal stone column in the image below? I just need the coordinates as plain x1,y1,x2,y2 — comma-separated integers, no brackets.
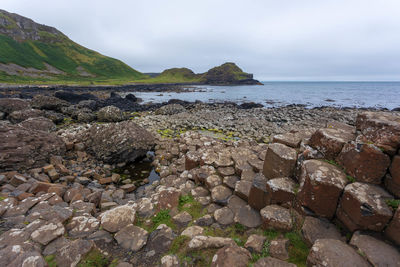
262,143,297,179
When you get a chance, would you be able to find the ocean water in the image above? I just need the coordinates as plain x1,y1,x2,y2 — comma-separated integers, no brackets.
130,81,400,110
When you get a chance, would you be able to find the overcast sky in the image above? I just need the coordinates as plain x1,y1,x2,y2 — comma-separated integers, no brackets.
2,0,400,81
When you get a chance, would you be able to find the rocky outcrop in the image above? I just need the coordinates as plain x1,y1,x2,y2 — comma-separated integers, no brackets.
201,62,261,85
97,105,126,122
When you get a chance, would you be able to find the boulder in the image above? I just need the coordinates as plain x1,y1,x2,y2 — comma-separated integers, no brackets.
273,132,303,148
336,182,393,232
356,111,400,154
301,216,342,247
211,185,232,205
385,206,400,246
54,90,97,104
188,235,236,250
0,98,30,114
30,220,65,245
266,177,296,206
185,151,201,170
8,108,43,123
387,155,400,197
307,239,369,267
337,142,390,184
269,238,290,260
99,204,136,233
350,231,400,267
244,234,266,253
172,211,192,227
262,143,297,179
297,160,348,218
97,105,125,122
83,121,155,164
234,180,252,201
144,224,175,262
161,255,179,267
31,95,69,112
260,205,293,232
114,224,148,251
214,207,234,225
66,215,99,237
234,205,262,228
19,116,56,132
181,226,204,238
53,239,93,267
211,245,251,267
248,173,269,210
254,257,296,267
0,124,65,171
309,128,355,160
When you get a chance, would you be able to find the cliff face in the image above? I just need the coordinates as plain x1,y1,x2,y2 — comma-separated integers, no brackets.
201,62,261,85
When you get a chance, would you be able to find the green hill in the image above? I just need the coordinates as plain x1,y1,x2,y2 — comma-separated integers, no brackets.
136,67,202,83
0,9,146,84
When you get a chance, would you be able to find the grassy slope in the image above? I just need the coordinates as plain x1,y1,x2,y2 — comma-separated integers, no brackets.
134,67,203,84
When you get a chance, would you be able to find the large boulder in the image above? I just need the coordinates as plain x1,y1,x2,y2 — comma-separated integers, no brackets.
31,95,69,112
0,98,30,114
297,160,348,218
211,245,251,267
337,141,390,184
262,143,297,179
260,205,293,232
301,216,342,247
309,128,355,160
18,117,56,132
336,182,393,232
307,239,370,267
8,108,44,123
0,124,65,171
97,105,126,122
385,206,400,246
99,204,136,233
83,121,155,164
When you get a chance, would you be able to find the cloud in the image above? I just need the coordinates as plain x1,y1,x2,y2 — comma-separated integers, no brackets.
2,0,400,80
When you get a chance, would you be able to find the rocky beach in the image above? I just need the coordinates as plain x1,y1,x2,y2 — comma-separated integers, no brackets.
0,89,399,267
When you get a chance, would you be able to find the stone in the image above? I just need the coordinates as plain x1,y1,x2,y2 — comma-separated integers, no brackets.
227,195,247,215
241,168,256,182
0,124,65,171
83,121,155,164
97,105,125,122
268,239,289,261
99,177,113,184
19,117,56,132
120,184,136,193
223,175,239,189
191,186,210,197
156,189,180,211
356,111,400,153
31,95,69,111
254,257,296,267
260,205,293,232
66,215,99,237
245,234,266,253
301,216,342,247
263,143,297,179
350,231,400,267
185,151,201,170
161,255,180,267
188,235,236,250
100,201,118,211
248,173,269,210
337,142,390,184
181,226,204,238
145,224,176,262
336,182,393,232
385,206,400,245
234,180,252,201
214,207,234,225
211,245,251,267
9,174,27,186
0,98,30,114
206,174,222,189
234,205,262,228
266,177,296,205
99,204,136,232
309,128,355,160
116,263,133,267
54,239,93,267
30,220,65,245
307,239,370,267
195,214,214,226
211,185,232,205
114,224,148,251
218,166,235,176
273,132,303,148
172,211,192,227
134,198,155,217
297,160,348,218
155,103,186,115
87,230,113,243
389,155,400,191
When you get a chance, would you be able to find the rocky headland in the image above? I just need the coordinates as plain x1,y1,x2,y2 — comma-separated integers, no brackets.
0,91,399,267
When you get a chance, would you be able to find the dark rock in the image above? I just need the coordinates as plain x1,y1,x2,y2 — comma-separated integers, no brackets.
0,98,30,114
54,90,97,104
31,95,69,112
263,143,297,179
19,116,56,132
301,216,342,246
211,245,251,267
8,108,43,123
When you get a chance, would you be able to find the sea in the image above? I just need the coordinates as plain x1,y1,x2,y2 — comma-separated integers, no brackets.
129,81,400,110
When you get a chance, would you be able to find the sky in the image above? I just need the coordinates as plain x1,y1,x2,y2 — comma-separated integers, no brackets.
2,0,400,81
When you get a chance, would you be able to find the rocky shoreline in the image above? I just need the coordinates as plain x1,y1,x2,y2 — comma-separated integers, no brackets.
0,91,399,267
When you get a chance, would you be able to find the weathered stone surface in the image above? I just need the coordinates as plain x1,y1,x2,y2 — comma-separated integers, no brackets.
234,205,262,228
273,132,303,148
172,211,192,227
234,180,252,201
301,216,342,246
0,124,65,171
336,182,393,232
307,239,370,267
356,111,400,153
297,160,348,218
266,177,296,205
223,175,239,189
260,205,292,232
195,214,214,226
134,198,155,217
99,204,136,233
337,142,390,184
263,143,297,179
227,195,247,215
155,189,180,211
181,226,204,238
245,234,266,253
83,121,155,164
385,206,400,245
309,128,355,160
248,173,269,210
214,207,234,225
155,103,186,115
188,235,236,250
145,224,175,262
19,116,56,132
218,166,235,176
269,238,290,260
97,105,125,122
8,108,43,123
66,215,99,237
211,245,251,267
54,239,93,267
161,255,180,267
31,95,69,111
185,151,201,170
30,220,65,245
114,224,148,251
206,174,222,189
211,185,232,205
0,98,30,114
254,257,296,267
350,231,400,267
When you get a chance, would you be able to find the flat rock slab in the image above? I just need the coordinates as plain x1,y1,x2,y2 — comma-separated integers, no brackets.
309,128,355,160
30,220,65,245
266,177,296,205
211,245,251,267
263,143,297,179
214,207,234,225
234,205,262,228
99,204,136,233
307,239,370,267
273,132,303,148
66,215,99,237
248,173,269,211
350,231,400,267
301,216,342,247
245,234,267,253
114,224,149,252
260,205,293,232
211,185,232,205
188,235,236,250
